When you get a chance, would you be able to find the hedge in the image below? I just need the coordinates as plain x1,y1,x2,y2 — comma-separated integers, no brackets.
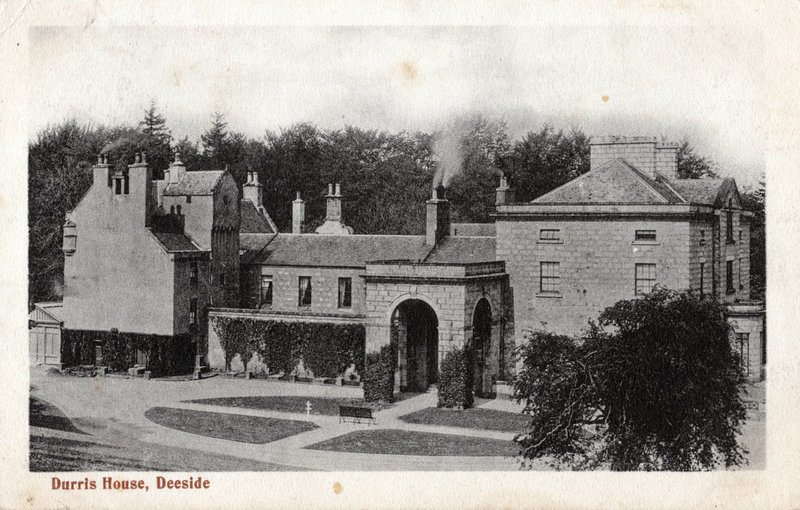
210,316,365,378
437,347,474,409
61,329,195,377
363,343,397,402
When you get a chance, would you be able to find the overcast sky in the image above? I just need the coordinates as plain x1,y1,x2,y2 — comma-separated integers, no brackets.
29,25,765,186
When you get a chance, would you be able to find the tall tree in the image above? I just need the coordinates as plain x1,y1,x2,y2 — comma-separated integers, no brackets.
200,111,230,169
507,125,591,202
137,99,173,179
514,288,748,471
676,137,718,179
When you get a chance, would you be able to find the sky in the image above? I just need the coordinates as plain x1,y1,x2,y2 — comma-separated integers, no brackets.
29,25,765,187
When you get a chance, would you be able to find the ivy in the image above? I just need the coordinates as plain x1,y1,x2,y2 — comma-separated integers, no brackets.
211,316,365,378
437,347,474,409
362,343,397,403
61,329,195,377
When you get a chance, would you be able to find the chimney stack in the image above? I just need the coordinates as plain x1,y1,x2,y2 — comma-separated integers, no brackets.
93,153,111,188
426,184,450,246
315,183,352,235
168,150,186,183
495,173,514,205
589,136,679,181
292,191,305,234
127,151,155,226
243,170,263,208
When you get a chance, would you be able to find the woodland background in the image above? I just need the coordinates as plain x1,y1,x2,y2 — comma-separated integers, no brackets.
28,102,765,305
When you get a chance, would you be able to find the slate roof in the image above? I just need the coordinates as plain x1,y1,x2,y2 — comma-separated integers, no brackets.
533,159,677,204
163,171,224,196
424,236,496,264
33,302,64,322
245,234,429,268
240,200,275,234
450,223,496,237
669,178,732,206
530,158,732,207
152,232,203,253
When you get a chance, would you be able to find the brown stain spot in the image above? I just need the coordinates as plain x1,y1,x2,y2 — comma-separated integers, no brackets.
602,95,610,102
401,60,418,83
332,482,343,495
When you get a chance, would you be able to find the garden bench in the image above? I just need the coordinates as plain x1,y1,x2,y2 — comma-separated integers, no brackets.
338,405,376,425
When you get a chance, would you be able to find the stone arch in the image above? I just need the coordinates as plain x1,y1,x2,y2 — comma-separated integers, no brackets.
385,292,441,325
469,297,492,397
389,296,440,392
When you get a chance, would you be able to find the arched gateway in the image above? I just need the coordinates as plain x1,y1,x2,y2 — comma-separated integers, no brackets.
392,299,439,391
364,260,513,396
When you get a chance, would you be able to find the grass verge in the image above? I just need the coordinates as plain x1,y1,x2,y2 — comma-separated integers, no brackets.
398,407,530,433
305,429,518,457
184,396,402,416
144,407,317,444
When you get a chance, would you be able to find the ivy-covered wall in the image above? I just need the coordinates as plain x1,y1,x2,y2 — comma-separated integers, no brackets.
61,329,195,377
210,316,365,378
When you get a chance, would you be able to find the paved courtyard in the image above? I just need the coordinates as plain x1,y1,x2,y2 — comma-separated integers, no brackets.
29,367,765,471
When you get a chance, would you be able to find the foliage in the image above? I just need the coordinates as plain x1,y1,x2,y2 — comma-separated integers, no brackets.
514,288,748,471
507,125,590,202
363,344,397,402
437,347,474,409
61,328,195,376
676,137,719,179
210,316,365,377
740,176,766,300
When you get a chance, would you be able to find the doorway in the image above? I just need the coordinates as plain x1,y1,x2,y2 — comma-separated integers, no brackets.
471,298,491,396
392,299,439,392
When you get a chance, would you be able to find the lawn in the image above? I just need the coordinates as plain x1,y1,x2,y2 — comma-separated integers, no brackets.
184,396,400,416
30,396,86,434
305,429,519,457
398,407,530,433
144,407,317,444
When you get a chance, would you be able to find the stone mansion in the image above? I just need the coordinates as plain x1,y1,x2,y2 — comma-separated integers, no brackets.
56,135,766,393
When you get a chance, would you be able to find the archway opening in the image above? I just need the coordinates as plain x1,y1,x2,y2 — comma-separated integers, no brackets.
471,298,492,397
392,299,439,392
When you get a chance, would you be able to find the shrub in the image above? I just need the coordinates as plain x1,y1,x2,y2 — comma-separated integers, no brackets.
437,347,473,409
363,344,396,402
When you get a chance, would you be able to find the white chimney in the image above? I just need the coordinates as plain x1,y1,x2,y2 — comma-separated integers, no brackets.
292,192,305,234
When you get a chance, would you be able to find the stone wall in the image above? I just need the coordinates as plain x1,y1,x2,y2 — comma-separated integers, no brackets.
496,217,693,337
727,305,765,382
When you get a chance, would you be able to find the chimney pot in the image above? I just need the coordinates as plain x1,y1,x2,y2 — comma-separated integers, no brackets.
328,183,334,195
97,154,103,165
253,172,259,185
141,151,147,164
335,183,341,196
296,191,302,200
135,153,141,164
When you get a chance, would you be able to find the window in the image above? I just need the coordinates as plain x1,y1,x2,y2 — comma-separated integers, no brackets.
726,260,735,294
739,229,742,241
123,172,129,195
539,262,560,294
114,178,121,195
186,195,192,204
634,230,657,242
635,263,657,295
700,229,706,245
170,205,175,214
298,276,312,306
736,332,750,375
220,273,226,287
176,205,182,215
726,206,735,244
260,275,273,306
699,262,705,299
539,229,561,242
761,331,766,364
189,298,197,325
190,262,198,286
739,258,745,290
107,167,112,187
338,277,352,308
